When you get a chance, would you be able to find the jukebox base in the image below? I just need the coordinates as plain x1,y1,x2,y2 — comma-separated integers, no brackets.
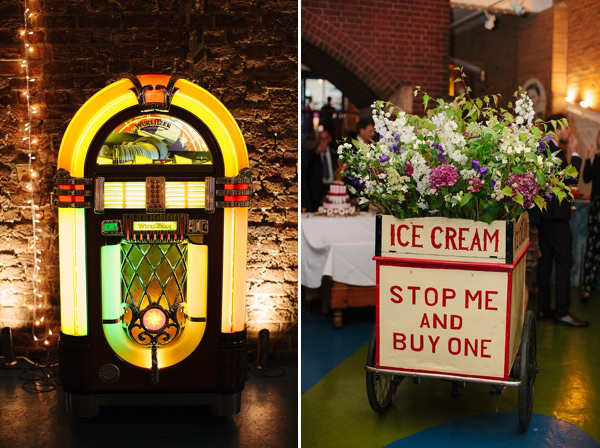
66,391,241,418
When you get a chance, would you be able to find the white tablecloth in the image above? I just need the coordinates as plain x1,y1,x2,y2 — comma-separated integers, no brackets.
301,212,376,288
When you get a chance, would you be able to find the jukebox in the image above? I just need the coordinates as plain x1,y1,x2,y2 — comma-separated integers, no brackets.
55,75,252,417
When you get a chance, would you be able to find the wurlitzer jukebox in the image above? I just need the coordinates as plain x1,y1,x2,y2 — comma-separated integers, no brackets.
55,75,253,417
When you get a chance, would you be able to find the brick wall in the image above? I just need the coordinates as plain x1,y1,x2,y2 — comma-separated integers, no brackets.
302,0,450,112
564,0,600,111
0,0,297,360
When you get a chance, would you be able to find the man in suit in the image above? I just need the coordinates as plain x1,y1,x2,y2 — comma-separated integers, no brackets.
306,129,336,212
537,114,588,327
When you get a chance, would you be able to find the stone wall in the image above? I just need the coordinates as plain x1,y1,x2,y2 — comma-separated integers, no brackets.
0,0,297,360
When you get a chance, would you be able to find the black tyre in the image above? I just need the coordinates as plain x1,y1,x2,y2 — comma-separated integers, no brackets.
366,328,401,413
518,310,537,430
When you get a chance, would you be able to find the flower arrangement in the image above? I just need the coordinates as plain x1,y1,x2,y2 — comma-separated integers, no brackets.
338,70,578,223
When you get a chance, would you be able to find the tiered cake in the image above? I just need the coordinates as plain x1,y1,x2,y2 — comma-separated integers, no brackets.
318,181,357,216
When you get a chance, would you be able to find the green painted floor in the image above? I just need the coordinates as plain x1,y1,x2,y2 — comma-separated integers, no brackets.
302,291,600,447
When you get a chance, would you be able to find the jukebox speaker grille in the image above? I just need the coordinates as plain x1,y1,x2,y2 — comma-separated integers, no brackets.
120,242,188,346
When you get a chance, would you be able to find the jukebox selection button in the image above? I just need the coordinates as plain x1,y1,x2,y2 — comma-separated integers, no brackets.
101,220,123,235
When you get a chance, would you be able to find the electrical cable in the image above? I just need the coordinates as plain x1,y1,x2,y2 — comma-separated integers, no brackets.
247,322,298,378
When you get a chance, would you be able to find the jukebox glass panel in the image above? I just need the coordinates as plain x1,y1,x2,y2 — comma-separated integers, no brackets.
121,241,188,346
97,114,213,166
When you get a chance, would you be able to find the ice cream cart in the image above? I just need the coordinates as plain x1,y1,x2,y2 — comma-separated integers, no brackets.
366,213,538,430
55,74,252,417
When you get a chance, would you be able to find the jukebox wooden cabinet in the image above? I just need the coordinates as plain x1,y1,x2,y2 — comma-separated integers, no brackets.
55,75,252,417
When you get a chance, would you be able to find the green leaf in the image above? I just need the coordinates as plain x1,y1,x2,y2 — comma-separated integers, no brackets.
508,101,513,109
511,165,527,174
437,98,445,106
423,94,430,108
533,194,547,211
536,171,546,185
476,98,483,109
514,191,524,206
414,89,418,97
460,193,473,207
493,95,498,106
551,119,557,131
484,96,489,105
503,113,515,123
481,211,495,224
531,126,542,136
501,186,514,196
564,164,579,179
454,78,462,83
449,198,459,205
525,152,537,160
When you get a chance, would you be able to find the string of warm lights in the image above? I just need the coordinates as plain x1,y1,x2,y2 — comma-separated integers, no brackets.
20,1,51,345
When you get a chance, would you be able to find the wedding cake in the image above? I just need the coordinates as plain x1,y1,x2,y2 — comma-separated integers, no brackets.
318,181,356,216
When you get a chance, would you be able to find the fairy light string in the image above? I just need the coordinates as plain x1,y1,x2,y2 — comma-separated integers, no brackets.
21,1,51,345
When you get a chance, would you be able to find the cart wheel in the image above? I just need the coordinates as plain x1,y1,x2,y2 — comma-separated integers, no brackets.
366,328,401,413
518,310,537,430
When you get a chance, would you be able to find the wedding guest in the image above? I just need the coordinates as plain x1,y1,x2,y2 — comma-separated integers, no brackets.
581,129,600,303
306,129,336,212
356,118,375,143
319,97,336,142
536,114,588,327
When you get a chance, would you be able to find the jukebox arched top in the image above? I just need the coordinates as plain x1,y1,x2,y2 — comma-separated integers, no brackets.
58,74,248,177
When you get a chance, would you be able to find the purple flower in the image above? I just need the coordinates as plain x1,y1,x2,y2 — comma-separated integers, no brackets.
395,135,401,142
432,143,445,162
507,173,537,208
430,164,458,191
345,175,365,190
545,193,553,200
492,178,498,187
472,159,488,176
379,155,389,163
392,144,401,154
537,136,552,154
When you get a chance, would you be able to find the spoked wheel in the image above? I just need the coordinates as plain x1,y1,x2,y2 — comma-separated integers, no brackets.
518,310,537,430
366,328,402,413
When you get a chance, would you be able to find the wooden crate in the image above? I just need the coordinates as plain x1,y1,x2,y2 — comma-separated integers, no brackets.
374,213,529,381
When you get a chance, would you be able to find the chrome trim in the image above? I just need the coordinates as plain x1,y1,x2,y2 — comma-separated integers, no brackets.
364,365,521,388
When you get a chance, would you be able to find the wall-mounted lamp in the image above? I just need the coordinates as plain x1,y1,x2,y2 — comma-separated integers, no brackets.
580,100,590,108
484,10,496,30
565,95,575,103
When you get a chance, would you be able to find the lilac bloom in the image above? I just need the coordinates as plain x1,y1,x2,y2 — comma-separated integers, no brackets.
379,155,389,163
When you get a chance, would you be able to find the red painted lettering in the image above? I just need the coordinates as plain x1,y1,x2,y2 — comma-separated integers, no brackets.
429,335,440,354
407,286,420,305
448,337,461,355
485,291,498,310
484,229,499,252
390,224,395,246
470,230,482,251
442,288,455,306
410,334,424,352
481,339,491,358
393,333,406,350
390,285,403,303
433,313,446,329
451,315,462,330
446,227,457,250
424,287,438,306
420,313,430,328
458,227,469,250
431,226,443,249
397,224,410,247
465,290,482,309
465,338,478,357
412,224,424,248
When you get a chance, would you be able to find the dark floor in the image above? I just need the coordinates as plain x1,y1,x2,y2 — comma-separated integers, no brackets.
0,360,297,448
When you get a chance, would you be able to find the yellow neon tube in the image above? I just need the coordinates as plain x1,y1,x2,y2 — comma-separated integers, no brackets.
58,208,88,335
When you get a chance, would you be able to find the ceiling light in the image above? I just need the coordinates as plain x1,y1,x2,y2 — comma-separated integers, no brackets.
510,1,525,16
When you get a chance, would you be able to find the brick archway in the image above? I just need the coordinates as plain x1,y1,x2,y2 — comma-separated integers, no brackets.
302,1,451,111
302,39,382,109
301,8,399,107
